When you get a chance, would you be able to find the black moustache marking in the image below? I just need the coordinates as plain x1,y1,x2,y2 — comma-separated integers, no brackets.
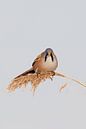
50,53,54,61
45,52,48,62
45,52,54,62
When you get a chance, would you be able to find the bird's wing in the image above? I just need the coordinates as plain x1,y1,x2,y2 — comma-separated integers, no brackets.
32,52,44,66
15,68,35,79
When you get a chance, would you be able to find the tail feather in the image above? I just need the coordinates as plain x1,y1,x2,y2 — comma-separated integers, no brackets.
15,68,35,79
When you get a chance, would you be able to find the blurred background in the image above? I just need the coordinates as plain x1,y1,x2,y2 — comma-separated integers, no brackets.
0,0,86,129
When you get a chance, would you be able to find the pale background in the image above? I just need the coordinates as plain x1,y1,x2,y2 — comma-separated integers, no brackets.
0,0,86,129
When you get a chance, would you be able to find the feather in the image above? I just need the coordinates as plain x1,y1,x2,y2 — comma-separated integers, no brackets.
15,68,35,79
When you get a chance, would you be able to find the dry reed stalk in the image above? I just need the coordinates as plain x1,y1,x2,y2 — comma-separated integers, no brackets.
59,83,68,92
55,72,86,88
7,71,86,93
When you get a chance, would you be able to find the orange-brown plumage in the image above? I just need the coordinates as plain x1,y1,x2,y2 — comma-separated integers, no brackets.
15,48,58,78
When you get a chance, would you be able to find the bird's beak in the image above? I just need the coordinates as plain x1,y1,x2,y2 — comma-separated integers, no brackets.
48,52,51,56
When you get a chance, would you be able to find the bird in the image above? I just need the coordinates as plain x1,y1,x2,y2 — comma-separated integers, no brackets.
15,48,58,78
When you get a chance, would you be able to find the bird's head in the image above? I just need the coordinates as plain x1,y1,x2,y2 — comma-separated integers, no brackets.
44,48,54,61
45,48,53,55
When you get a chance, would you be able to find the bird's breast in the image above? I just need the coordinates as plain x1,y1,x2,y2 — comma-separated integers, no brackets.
33,55,58,72
42,56,58,71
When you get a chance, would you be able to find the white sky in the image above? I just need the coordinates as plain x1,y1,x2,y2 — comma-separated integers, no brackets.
0,0,86,129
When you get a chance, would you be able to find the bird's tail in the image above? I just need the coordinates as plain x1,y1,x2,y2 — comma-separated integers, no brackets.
15,68,35,79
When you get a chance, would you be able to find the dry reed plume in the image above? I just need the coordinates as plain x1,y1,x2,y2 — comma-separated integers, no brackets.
7,71,86,93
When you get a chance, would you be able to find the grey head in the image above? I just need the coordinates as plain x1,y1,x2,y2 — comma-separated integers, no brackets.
45,48,53,53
